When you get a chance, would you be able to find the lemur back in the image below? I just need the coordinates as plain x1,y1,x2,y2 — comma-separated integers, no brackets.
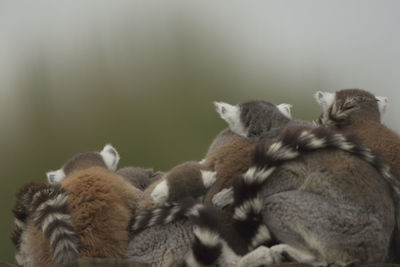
315,88,400,261
315,88,400,178
129,125,399,265
11,145,143,266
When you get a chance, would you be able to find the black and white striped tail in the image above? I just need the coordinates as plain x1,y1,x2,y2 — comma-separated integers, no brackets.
233,125,400,250
182,205,224,266
129,198,225,266
30,184,79,265
128,197,198,234
12,183,79,265
11,183,55,265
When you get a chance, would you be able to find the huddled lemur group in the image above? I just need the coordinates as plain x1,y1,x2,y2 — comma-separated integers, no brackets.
11,89,400,266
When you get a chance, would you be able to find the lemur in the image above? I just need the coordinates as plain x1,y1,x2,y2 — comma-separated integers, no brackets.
138,100,307,255
127,197,293,267
315,88,400,260
11,144,144,267
149,100,306,208
315,88,400,179
131,125,399,265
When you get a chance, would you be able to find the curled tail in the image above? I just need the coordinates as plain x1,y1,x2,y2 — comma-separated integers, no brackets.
12,183,79,266
129,198,227,266
233,125,400,250
11,183,50,265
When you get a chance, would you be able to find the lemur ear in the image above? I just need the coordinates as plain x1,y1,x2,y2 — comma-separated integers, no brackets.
214,101,240,125
277,103,292,119
375,96,388,115
100,144,120,171
314,91,335,112
46,169,66,184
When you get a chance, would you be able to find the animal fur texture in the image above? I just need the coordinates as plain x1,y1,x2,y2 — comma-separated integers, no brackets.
11,145,143,267
315,88,400,261
128,198,291,267
130,125,398,265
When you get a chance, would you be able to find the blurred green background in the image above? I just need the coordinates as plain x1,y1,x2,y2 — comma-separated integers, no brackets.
1,1,400,263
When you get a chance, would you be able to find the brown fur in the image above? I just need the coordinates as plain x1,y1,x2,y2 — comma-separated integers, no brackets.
63,152,106,176
116,166,164,191
19,220,52,267
203,135,255,204
16,166,144,266
137,162,208,211
61,166,142,258
324,89,400,180
165,161,208,201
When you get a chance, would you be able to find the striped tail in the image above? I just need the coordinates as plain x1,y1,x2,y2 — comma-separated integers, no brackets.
232,125,400,250
30,184,79,265
11,183,55,265
12,183,79,265
129,198,227,266
183,205,224,266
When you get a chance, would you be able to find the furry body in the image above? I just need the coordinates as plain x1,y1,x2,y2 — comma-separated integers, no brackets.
316,89,400,260
130,126,397,265
11,146,143,266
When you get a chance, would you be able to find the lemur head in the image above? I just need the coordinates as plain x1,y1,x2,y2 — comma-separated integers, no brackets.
46,144,120,184
315,89,388,126
214,100,292,139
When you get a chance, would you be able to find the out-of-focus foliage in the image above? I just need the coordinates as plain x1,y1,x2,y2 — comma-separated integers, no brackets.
1,1,399,263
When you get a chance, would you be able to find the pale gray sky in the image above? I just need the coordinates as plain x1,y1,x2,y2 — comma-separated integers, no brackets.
0,0,399,130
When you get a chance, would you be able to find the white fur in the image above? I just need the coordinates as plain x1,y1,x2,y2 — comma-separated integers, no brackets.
46,169,66,184
299,131,326,149
39,213,72,234
193,227,220,247
314,91,335,111
201,170,217,188
237,246,275,267
53,239,79,260
165,206,181,224
49,226,76,246
375,95,388,115
233,199,263,220
276,103,293,119
243,167,276,184
214,101,248,137
250,225,271,249
198,158,206,165
212,187,234,208
151,180,169,204
267,142,299,160
100,144,120,171
35,194,68,215
14,218,24,229
270,244,316,264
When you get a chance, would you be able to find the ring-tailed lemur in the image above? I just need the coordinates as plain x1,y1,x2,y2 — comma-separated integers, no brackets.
128,197,290,267
131,125,399,265
11,144,143,267
139,161,216,211
11,182,78,266
150,100,311,208
315,88,400,261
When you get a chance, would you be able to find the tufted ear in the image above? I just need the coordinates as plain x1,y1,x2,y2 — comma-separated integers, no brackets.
276,103,292,119
100,144,120,171
375,96,388,115
213,101,247,136
46,169,66,184
314,91,335,112
214,101,238,123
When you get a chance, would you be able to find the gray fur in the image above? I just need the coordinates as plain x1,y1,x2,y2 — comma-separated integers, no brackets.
126,218,291,266
239,100,291,140
217,126,397,264
206,129,239,157
117,166,164,191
